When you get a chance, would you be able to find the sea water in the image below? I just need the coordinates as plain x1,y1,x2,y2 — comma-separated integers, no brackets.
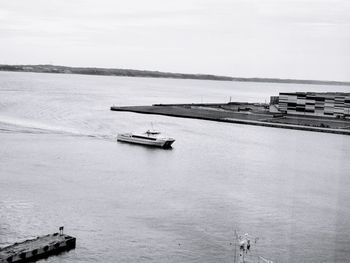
0,71,349,262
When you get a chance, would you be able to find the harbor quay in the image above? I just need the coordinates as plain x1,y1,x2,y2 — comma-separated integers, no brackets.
111,92,350,136
0,227,76,263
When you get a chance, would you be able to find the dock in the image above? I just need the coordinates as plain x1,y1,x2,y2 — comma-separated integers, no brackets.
0,227,76,263
110,103,350,136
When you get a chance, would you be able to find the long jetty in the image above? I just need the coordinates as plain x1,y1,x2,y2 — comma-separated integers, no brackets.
110,104,350,136
0,228,76,263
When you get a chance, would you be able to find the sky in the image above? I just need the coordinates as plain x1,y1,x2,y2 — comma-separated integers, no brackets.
0,0,349,81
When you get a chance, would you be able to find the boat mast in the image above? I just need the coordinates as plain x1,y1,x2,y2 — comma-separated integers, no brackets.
233,230,238,263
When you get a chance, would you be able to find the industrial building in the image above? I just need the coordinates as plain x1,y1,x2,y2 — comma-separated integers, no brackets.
271,92,350,118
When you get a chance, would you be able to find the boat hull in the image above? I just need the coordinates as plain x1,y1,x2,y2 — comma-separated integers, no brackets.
117,134,175,148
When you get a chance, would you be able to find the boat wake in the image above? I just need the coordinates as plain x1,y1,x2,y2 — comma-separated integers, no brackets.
0,117,116,141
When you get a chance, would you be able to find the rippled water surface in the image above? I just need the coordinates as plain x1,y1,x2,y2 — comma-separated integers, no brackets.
0,72,350,262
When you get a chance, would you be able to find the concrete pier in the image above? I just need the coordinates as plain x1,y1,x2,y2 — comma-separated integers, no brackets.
110,104,350,136
0,229,76,263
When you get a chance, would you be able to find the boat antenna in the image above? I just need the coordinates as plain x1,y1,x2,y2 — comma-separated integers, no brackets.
233,229,238,263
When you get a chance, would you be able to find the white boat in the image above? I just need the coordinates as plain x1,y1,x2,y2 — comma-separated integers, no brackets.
117,130,175,148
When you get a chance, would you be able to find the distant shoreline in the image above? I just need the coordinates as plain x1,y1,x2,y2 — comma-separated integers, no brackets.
1,64,350,86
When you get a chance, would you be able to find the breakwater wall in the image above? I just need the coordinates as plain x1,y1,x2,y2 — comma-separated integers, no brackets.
110,105,350,136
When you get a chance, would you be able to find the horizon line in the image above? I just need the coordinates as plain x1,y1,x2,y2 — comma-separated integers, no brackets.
1,63,350,86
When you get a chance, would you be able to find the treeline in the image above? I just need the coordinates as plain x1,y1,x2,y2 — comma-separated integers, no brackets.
0,64,232,81
1,64,349,86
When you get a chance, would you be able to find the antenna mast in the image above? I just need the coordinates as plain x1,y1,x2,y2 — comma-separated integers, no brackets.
233,230,237,263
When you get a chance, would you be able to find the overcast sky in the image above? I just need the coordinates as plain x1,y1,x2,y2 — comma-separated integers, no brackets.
0,0,349,81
